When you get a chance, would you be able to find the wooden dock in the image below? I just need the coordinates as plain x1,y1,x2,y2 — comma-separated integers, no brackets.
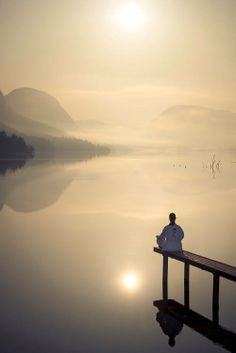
153,247,236,324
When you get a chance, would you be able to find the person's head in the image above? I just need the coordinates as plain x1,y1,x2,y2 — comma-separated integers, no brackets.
168,337,176,347
169,213,176,224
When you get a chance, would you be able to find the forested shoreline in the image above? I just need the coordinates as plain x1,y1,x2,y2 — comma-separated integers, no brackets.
0,130,34,158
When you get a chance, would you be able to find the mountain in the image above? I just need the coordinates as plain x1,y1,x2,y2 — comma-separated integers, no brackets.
0,90,61,136
74,120,107,130
5,87,74,130
0,90,109,157
149,105,236,150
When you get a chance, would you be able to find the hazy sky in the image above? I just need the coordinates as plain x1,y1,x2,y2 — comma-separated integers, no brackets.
0,0,235,123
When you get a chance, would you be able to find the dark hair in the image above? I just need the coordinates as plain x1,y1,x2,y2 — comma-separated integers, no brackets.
169,213,176,219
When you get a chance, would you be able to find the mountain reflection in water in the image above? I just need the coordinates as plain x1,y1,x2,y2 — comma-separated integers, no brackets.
0,157,96,212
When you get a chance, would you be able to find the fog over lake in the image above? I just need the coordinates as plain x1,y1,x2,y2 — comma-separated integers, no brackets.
1,151,235,353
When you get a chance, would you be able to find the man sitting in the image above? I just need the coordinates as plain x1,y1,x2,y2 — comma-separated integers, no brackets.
156,213,184,252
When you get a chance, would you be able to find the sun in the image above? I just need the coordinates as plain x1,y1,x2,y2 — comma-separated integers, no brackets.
115,3,145,31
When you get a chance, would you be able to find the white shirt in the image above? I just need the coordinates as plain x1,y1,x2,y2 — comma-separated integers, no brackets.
157,224,184,251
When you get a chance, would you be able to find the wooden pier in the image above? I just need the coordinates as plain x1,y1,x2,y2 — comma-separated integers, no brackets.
153,247,236,325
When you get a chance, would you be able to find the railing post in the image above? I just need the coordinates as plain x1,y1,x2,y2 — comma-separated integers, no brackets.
162,254,168,302
184,263,190,308
213,273,220,324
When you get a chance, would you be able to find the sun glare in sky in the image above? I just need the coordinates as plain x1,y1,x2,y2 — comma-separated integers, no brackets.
115,3,145,31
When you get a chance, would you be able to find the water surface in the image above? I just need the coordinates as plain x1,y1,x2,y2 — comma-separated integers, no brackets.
0,152,236,352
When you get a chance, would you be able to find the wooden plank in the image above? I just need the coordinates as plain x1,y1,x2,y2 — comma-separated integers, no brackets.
153,299,236,353
154,247,236,282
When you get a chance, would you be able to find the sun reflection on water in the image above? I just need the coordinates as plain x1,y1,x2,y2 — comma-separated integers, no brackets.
122,273,139,291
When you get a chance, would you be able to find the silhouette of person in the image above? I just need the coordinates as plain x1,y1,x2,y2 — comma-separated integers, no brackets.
156,310,183,347
156,213,184,251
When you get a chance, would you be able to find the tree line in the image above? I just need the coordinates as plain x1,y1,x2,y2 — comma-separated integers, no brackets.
0,130,34,157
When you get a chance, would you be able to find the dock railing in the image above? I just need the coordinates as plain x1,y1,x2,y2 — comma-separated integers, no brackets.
153,247,236,325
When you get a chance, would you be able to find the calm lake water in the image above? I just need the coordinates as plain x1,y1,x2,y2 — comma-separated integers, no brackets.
0,151,236,353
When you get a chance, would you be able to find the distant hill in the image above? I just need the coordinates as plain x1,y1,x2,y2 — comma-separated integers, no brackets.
149,105,236,150
5,87,74,130
74,119,107,130
0,89,110,158
0,90,61,137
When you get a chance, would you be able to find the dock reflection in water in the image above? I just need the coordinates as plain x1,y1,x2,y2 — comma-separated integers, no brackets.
154,299,236,352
